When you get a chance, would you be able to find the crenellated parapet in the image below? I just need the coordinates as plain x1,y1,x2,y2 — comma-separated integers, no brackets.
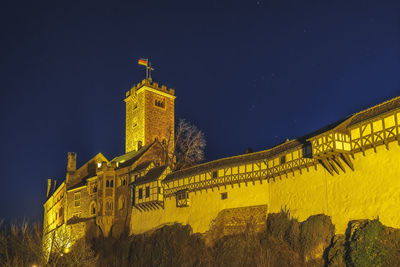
126,79,175,98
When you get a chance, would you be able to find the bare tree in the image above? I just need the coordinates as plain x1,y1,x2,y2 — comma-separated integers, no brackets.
163,119,206,170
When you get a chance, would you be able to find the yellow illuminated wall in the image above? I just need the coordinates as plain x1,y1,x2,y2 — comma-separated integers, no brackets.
130,137,400,235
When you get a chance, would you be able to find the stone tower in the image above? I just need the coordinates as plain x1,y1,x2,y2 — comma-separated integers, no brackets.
125,79,175,153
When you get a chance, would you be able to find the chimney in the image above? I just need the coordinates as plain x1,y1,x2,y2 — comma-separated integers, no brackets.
47,179,52,197
67,152,77,172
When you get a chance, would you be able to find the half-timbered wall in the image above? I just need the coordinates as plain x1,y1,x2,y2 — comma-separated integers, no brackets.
135,181,163,205
350,110,400,152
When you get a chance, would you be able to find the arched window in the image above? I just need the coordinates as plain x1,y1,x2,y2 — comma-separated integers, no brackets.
105,200,113,211
110,180,114,187
106,180,110,187
119,196,126,210
90,202,96,216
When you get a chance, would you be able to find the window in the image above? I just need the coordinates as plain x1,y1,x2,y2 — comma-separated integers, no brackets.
90,182,97,194
280,155,286,165
74,192,81,207
154,98,165,108
145,186,150,198
119,196,126,210
221,192,228,200
212,171,218,178
106,179,114,188
138,188,143,199
105,200,113,211
302,143,312,158
176,190,189,207
90,202,96,216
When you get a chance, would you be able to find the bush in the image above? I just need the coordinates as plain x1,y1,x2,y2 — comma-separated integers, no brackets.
266,209,301,252
0,220,45,267
346,219,398,267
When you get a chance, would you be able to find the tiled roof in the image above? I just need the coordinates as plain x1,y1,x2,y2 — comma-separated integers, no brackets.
133,165,168,185
348,96,400,127
111,142,154,169
132,161,153,173
67,179,87,191
164,140,302,182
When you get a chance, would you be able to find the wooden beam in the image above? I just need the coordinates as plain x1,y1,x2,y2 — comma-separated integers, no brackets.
319,159,334,176
327,158,340,175
341,153,354,171
332,156,346,173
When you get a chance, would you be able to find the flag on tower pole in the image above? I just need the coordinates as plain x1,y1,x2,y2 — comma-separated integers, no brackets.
138,58,148,67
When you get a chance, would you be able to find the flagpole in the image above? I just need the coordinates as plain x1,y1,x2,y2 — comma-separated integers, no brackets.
148,61,152,82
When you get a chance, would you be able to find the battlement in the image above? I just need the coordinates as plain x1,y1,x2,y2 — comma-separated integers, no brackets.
126,79,175,98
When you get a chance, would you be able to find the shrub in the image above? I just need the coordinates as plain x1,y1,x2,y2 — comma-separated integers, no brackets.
347,219,396,266
266,209,301,252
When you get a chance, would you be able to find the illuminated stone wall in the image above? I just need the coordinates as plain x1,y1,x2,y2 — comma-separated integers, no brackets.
268,141,400,234
125,80,175,154
130,179,270,234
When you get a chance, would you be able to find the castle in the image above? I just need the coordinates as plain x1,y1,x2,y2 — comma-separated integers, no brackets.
43,77,400,254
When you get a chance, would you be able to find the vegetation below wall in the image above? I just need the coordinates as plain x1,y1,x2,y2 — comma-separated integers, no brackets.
1,212,400,266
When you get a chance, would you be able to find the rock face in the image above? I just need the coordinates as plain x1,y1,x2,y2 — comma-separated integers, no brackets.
205,205,268,245
87,214,400,266
327,234,346,267
300,214,335,262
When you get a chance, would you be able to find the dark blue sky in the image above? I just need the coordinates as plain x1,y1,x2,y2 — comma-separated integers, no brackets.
0,0,399,221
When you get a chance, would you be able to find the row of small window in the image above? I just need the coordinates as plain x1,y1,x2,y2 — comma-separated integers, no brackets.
138,186,162,199
207,146,312,179
88,198,126,216
154,99,165,108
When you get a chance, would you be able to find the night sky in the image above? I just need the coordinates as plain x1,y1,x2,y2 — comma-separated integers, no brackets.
1,0,399,222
